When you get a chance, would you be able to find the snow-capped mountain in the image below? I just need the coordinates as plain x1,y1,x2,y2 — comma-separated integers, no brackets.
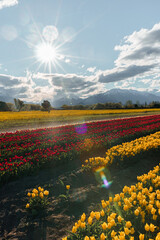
52,88,160,107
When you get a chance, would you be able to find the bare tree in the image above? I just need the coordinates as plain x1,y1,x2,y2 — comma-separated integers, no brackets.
14,98,24,111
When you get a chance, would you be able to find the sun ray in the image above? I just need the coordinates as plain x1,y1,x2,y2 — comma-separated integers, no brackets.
56,23,91,50
64,53,104,62
54,0,63,27
5,8,105,74
53,58,67,73
56,12,104,51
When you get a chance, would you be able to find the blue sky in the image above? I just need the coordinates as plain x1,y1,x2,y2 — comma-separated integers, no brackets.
1,0,160,105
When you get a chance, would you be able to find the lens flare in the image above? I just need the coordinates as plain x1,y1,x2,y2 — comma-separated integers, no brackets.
75,123,87,134
95,167,112,189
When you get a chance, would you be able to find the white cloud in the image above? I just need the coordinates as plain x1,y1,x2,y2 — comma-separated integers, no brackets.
98,23,160,85
0,71,105,104
87,66,96,73
0,0,18,10
32,72,105,100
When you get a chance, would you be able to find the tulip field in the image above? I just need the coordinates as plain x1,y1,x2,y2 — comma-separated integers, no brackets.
0,113,160,239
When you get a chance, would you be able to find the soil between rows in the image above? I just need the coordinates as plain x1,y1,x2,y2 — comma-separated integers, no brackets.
0,150,159,240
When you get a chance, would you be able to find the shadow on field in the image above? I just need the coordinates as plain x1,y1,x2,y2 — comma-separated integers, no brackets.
0,151,159,240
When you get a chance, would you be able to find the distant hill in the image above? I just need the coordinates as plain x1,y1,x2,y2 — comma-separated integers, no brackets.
52,88,160,108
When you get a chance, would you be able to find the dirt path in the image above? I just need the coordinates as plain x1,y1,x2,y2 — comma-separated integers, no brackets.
1,113,159,134
0,151,159,240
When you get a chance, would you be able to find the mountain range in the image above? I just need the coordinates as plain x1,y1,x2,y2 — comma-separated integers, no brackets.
52,88,160,108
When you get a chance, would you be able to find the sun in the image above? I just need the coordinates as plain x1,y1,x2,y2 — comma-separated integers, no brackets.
35,42,57,64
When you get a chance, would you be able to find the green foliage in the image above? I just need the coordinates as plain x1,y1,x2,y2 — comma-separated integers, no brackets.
26,187,49,216
41,100,51,112
58,184,71,202
0,101,10,111
21,103,42,111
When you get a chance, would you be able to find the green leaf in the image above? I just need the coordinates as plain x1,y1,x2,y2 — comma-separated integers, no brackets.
58,194,67,199
58,178,65,187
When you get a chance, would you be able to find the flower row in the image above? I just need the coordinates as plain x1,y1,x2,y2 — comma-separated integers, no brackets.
1,109,160,122
83,131,160,170
1,115,160,185
63,164,160,240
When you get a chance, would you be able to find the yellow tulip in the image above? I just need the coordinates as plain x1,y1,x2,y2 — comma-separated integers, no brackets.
44,190,49,196
139,234,144,240
32,193,36,198
88,217,92,225
100,233,106,240
81,213,86,222
90,211,95,218
125,221,132,228
72,226,77,233
111,230,117,238
117,215,122,223
134,209,139,216
124,227,130,235
150,224,156,232
62,237,67,240
80,222,85,228
101,222,107,230
32,188,38,194
145,223,150,231
100,210,105,217
66,185,70,190
130,227,135,234
39,192,44,198
90,237,96,240
26,203,30,208
84,237,89,240
95,212,100,220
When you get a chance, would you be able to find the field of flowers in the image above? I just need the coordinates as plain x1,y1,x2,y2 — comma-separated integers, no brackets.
1,109,160,122
64,164,160,240
83,131,160,170
1,114,160,239
1,114,160,185
1,109,160,131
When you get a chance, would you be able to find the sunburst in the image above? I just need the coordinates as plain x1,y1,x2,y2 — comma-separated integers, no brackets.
35,42,57,64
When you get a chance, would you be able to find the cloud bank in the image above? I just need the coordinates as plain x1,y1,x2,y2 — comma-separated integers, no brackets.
98,23,160,84
0,0,18,10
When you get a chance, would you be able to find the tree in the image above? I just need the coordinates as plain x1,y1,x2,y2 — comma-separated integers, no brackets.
14,98,24,111
0,101,10,111
61,104,71,110
125,100,133,109
41,100,51,112
93,103,105,109
6,103,16,111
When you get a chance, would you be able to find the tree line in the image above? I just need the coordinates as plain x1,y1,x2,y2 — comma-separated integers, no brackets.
61,100,160,110
0,99,52,112
1,99,160,112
